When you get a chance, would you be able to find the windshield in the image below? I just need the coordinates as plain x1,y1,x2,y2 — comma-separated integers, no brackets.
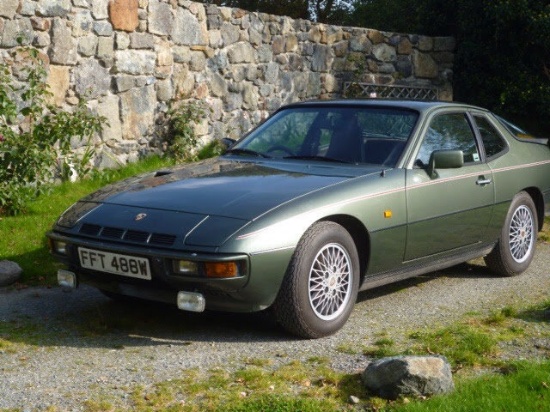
229,106,419,167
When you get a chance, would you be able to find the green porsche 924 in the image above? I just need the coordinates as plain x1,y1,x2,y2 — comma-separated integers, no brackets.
48,100,550,338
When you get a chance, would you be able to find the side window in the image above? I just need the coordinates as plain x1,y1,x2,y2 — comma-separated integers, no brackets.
417,113,480,165
474,115,507,158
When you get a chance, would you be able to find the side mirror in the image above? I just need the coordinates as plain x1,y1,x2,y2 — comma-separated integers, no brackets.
427,150,464,178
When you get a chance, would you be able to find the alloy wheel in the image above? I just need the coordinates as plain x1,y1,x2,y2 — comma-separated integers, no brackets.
509,205,535,263
308,243,353,321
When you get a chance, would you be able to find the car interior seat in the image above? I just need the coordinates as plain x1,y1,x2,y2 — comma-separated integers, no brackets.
325,115,363,163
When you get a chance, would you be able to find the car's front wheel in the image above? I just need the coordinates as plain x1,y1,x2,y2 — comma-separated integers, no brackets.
273,221,360,338
485,191,538,276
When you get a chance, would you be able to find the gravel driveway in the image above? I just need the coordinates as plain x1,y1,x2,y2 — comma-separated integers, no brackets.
1,243,549,410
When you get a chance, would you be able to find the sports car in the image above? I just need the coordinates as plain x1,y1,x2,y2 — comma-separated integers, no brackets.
47,100,550,338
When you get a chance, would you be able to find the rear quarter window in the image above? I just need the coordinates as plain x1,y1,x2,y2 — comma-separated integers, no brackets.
474,115,508,158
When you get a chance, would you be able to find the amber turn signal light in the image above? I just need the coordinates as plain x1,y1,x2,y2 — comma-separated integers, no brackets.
204,262,239,278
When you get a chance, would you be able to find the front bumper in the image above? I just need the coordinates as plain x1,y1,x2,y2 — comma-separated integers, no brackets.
46,231,272,313
58,268,207,312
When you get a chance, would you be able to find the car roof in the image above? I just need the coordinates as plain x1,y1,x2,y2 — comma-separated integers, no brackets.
280,99,488,114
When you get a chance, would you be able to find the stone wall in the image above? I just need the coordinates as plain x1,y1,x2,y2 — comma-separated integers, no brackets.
0,0,455,167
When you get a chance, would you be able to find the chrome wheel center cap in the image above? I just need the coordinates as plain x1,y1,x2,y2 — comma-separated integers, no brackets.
520,227,527,242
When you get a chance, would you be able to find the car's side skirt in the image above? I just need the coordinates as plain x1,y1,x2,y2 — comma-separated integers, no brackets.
359,241,496,291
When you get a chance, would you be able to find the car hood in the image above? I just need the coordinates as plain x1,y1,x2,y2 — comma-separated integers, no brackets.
81,158,362,221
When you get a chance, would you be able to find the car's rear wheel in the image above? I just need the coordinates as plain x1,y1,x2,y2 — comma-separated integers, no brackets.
484,191,538,276
273,221,359,338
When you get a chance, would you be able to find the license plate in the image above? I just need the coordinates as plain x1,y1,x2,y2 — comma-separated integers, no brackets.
78,247,151,280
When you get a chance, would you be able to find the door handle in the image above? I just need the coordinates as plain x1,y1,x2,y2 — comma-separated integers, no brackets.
476,177,492,186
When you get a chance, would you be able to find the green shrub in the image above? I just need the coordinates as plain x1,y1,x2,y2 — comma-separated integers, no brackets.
0,46,106,215
197,139,226,160
164,100,209,162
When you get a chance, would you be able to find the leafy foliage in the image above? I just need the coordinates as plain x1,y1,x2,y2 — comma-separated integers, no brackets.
349,0,550,135
199,0,353,23
197,139,227,160
164,100,209,162
0,46,106,215
206,0,309,19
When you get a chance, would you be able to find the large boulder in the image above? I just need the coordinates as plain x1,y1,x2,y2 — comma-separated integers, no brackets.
362,355,454,400
0,260,23,287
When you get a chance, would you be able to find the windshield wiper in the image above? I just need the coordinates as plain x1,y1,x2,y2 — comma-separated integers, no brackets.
283,155,351,164
225,148,271,158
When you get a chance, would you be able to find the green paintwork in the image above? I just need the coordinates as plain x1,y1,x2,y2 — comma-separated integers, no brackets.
47,100,550,313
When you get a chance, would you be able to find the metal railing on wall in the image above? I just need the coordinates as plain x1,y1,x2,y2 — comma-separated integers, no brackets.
343,82,439,101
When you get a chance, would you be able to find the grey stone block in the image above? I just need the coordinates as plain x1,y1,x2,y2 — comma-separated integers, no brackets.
0,261,23,287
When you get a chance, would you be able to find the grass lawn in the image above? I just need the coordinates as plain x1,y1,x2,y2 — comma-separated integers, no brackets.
100,359,550,412
0,155,174,285
389,360,550,412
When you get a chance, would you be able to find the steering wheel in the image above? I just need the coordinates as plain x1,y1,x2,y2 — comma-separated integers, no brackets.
266,145,294,156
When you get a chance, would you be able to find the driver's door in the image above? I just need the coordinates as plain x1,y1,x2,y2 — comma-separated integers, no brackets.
405,112,494,261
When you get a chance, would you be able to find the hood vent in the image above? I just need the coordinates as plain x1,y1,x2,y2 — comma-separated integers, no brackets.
150,233,177,245
80,224,101,236
102,227,125,239
79,223,176,246
125,230,149,242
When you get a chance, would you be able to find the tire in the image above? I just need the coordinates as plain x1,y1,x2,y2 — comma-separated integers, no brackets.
273,221,360,339
484,191,538,276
